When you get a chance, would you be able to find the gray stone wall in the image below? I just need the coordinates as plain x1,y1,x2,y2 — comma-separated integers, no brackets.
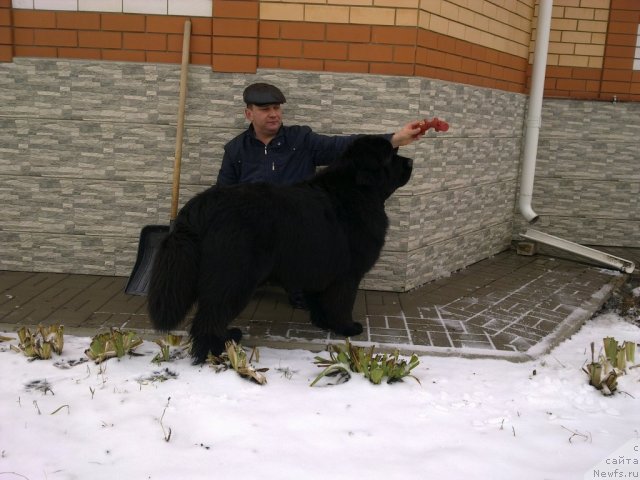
513,99,640,247
0,58,525,291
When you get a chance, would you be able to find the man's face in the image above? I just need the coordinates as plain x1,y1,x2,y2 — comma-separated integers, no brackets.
245,103,283,138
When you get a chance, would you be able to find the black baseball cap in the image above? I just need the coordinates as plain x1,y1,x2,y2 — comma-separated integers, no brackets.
243,83,286,106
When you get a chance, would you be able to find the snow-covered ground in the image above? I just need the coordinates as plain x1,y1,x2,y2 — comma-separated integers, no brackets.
1,313,639,480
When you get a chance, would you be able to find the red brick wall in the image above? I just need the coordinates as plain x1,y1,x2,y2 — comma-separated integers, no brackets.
542,0,640,101
256,22,418,76
212,0,258,72
2,2,639,101
416,30,528,94
602,0,640,100
9,10,212,65
0,0,11,62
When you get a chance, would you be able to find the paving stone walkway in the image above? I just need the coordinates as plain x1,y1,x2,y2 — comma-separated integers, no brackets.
1,246,637,361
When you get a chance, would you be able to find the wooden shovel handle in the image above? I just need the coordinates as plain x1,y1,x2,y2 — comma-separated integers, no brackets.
170,20,191,221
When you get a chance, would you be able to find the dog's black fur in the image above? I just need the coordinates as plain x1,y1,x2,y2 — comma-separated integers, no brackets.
147,135,413,363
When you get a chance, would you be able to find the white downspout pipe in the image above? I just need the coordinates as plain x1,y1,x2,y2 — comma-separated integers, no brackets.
516,0,635,274
519,0,553,223
520,229,635,273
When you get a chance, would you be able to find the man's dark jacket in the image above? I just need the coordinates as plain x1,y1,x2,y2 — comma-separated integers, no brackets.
216,125,393,186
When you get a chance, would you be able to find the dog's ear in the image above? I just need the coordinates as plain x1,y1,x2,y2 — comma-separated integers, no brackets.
348,135,393,172
355,169,377,186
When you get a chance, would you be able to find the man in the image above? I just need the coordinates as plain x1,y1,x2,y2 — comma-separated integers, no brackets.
217,82,425,186
216,82,426,307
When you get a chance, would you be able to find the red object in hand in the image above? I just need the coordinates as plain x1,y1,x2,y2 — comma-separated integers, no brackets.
415,117,449,133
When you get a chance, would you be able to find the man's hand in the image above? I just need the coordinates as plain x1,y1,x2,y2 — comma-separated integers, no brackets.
390,118,449,148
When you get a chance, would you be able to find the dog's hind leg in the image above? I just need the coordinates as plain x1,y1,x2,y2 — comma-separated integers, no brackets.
189,302,249,364
308,278,363,338
189,313,230,365
189,280,258,364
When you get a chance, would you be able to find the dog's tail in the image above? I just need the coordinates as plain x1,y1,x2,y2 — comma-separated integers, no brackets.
147,216,200,332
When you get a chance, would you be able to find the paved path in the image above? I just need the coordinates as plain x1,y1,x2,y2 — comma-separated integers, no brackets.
2,247,637,361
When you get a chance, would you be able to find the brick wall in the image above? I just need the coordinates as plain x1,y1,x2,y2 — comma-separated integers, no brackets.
1,1,639,289
213,0,258,72
513,98,640,247
3,1,640,99
0,0,11,62
537,0,640,100
8,10,213,64
0,58,523,291
602,0,640,100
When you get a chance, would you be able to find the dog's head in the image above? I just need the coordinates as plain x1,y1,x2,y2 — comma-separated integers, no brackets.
343,135,413,199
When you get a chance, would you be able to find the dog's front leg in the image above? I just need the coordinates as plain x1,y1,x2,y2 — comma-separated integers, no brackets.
307,279,363,338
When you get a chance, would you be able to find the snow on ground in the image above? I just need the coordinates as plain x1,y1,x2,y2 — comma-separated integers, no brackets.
1,313,639,480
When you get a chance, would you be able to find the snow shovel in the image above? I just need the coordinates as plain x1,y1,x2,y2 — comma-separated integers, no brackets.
125,20,191,296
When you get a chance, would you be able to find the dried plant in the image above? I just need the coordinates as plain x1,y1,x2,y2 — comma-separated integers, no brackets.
11,324,64,360
152,334,189,364
311,339,420,387
85,328,144,364
207,341,268,385
584,337,637,396
583,342,618,396
625,341,636,364
602,337,637,372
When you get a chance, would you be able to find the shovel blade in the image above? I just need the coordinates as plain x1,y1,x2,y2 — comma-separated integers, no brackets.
124,225,170,296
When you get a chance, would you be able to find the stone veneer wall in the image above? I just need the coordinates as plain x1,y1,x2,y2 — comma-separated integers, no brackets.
513,99,640,246
0,57,524,291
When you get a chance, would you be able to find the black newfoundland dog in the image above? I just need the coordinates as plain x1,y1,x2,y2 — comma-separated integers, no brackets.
148,135,413,363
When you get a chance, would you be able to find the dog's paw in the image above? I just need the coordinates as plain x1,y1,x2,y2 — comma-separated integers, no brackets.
190,343,214,365
337,322,363,337
226,327,243,343
190,333,225,365
309,310,330,330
